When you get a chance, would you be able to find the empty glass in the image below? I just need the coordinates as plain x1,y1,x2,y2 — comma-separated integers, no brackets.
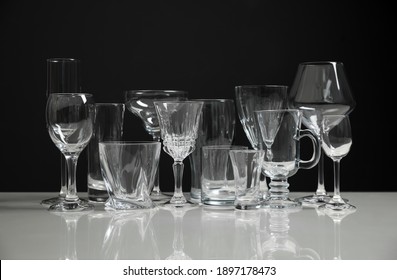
154,101,203,207
201,145,248,206
42,58,82,206
125,90,188,201
288,61,356,205
235,85,289,199
255,109,320,209
318,115,355,211
99,141,161,210
46,93,94,212
229,149,265,210
189,99,236,201
87,103,125,202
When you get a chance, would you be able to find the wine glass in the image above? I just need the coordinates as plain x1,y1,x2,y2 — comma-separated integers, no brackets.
42,58,82,206
235,85,289,199
288,61,356,205
46,93,94,211
318,115,355,211
154,101,203,207
125,90,188,201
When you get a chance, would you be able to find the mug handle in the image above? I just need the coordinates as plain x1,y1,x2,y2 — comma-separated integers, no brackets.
298,129,321,169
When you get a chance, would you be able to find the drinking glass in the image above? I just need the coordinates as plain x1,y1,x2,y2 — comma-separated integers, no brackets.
189,99,236,201
42,58,82,206
255,109,320,209
288,61,356,204
318,115,355,211
235,85,289,199
154,101,203,207
125,90,188,201
46,93,94,212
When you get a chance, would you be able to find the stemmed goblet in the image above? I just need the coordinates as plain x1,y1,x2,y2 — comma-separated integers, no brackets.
289,61,356,205
42,58,82,206
46,93,94,211
154,101,203,207
125,90,188,201
318,115,355,211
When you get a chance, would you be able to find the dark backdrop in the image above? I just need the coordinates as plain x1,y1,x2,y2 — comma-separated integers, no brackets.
1,0,395,193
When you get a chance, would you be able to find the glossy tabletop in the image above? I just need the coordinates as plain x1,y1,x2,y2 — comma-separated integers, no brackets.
0,192,396,260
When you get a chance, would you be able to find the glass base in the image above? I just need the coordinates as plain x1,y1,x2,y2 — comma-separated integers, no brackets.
261,198,302,209
41,196,65,206
235,203,261,210
105,198,156,210
318,200,356,211
150,190,172,201
295,194,332,205
48,199,94,212
88,188,108,203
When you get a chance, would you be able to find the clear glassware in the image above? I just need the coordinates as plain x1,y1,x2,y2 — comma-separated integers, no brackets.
255,109,320,209
188,99,236,201
318,115,355,211
42,58,82,206
288,61,356,205
125,90,188,201
46,93,94,212
154,101,203,207
235,85,289,199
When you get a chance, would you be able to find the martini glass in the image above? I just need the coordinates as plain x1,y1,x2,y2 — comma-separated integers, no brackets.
289,61,356,205
125,90,188,201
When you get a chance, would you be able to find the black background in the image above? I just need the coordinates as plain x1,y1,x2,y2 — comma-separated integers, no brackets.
1,0,395,193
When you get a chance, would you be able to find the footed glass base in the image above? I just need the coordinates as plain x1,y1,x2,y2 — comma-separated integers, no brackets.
295,194,332,205
41,196,65,206
318,198,356,211
48,199,94,212
261,198,302,209
150,190,171,201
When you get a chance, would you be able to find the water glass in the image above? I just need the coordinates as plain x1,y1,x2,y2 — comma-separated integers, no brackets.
201,145,247,206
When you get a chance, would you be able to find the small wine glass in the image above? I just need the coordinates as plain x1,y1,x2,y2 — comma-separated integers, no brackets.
289,61,356,205
42,58,82,206
46,93,94,212
125,90,188,201
318,115,355,211
154,100,203,207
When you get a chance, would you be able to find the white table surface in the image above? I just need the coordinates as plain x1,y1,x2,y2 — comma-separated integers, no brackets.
0,192,396,260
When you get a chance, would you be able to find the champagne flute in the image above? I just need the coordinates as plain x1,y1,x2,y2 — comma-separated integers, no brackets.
125,90,188,201
318,115,355,210
42,58,82,206
154,101,203,207
46,93,94,211
289,61,356,205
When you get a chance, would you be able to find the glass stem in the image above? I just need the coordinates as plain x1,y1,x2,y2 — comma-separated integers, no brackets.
315,149,327,196
59,153,67,197
64,154,79,202
151,135,161,195
171,161,186,203
332,159,342,202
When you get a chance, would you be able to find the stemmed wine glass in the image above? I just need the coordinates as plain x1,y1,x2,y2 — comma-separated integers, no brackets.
289,61,356,205
125,90,188,201
42,58,82,206
154,101,203,207
318,115,355,211
235,85,289,199
46,93,94,211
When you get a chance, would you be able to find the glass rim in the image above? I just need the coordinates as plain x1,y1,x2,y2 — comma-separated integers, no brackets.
235,85,288,89
99,141,160,146
299,61,343,66
48,92,93,97
153,100,203,104
124,89,188,95
191,98,234,102
46,58,80,63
